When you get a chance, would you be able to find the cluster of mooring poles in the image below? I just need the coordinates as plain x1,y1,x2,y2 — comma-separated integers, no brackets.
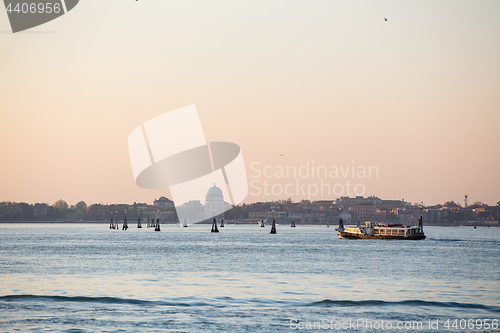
109,218,119,229
210,218,227,232
109,217,159,231
110,216,335,233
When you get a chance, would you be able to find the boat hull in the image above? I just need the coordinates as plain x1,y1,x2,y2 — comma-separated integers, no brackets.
337,230,425,240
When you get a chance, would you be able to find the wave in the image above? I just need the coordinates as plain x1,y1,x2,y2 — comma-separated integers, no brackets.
2,295,499,314
0,295,208,307
0,295,275,307
309,299,500,313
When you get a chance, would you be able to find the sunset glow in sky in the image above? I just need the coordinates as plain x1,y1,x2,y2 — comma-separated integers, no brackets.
1,0,499,207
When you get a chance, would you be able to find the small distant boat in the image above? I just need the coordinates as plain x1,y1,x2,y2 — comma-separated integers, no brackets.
335,217,425,240
180,219,188,227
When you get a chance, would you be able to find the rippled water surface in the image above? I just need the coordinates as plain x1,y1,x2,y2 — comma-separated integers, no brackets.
1,224,499,332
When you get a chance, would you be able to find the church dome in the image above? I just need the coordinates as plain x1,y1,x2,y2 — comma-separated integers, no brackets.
207,185,223,197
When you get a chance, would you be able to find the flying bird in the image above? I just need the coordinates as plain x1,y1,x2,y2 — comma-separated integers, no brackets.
384,18,388,21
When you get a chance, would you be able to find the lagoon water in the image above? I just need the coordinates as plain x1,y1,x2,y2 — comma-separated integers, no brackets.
0,224,499,332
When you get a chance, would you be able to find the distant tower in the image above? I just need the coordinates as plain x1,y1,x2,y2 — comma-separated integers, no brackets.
205,184,226,218
464,194,468,208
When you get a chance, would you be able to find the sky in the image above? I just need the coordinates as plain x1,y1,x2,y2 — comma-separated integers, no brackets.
0,0,499,207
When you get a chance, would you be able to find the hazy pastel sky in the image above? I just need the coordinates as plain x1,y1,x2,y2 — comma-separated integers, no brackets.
0,0,499,207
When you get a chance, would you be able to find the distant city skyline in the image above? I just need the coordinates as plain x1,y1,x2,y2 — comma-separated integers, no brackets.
1,193,497,209
2,194,498,226
1,1,499,206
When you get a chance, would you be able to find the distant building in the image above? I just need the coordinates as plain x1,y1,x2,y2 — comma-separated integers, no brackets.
129,202,149,211
205,184,227,218
88,204,114,220
154,196,174,209
315,201,335,210
33,204,48,219
180,200,204,222
248,210,287,220
380,199,406,210
266,211,287,219
423,209,443,222
144,205,176,222
478,212,499,223
288,210,303,220
376,208,390,220
338,196,382,208
302,211,326,222
315,201,342,212
394,208,413,222
248,211,266,220
352,204,375,219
